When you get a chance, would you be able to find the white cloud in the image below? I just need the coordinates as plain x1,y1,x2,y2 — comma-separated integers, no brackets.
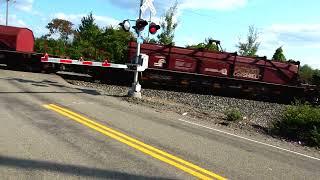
260,23,320,52
180,0,248,11
1,0,40,15
54,13,119,27
14,0,34,12
0,14,27,27
300,55,320,69
29,13,120,38
106,0,248,41
94,15,119,27
106,0,170,11
106,0,248,12
259,23,320,69
32,26,49,37
261,24,320,48
54,13,86,24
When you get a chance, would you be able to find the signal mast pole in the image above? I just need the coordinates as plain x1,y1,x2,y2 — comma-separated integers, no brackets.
147,11,152,39
128,0,144,98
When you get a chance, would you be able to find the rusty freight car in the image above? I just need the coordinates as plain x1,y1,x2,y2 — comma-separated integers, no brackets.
128,42,305,101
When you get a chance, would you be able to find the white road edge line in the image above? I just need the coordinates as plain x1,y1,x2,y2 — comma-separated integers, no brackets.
177,118,320,161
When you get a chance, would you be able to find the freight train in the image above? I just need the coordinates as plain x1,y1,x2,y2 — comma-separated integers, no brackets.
128,42,319,102
0,25,318,103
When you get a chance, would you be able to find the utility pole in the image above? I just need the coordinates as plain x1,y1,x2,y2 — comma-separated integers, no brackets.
128,0,144,98
5,0,14,26
6,0,9,26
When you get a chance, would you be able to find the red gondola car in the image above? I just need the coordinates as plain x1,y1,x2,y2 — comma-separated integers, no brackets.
128,42,304,99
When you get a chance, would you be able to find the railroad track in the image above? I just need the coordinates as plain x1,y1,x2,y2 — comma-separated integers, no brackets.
1,24,319,106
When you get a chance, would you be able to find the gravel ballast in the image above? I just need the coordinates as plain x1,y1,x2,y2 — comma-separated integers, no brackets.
67,80,287,132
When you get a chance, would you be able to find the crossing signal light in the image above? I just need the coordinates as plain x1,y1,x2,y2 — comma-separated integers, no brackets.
119,20,131,32
134,19,148,32
149,23,160,35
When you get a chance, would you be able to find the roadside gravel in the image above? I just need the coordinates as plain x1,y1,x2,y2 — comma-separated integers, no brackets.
67,80,287,132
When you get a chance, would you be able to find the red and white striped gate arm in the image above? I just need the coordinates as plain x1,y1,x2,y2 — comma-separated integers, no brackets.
41,54,128,69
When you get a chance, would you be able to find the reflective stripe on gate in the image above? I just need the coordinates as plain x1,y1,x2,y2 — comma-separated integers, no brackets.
41,56,127,69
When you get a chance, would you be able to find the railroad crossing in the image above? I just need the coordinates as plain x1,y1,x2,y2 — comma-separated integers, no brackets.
0,69,319,179
0,1,320,179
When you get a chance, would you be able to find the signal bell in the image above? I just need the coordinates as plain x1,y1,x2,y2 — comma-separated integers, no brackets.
149,23,160,35
119,20,131,32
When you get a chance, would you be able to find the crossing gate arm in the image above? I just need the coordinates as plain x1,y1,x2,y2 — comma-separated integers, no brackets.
41,53,149,71
40,55,128,69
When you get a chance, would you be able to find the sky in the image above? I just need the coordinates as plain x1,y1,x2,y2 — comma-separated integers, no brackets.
0,0,319,69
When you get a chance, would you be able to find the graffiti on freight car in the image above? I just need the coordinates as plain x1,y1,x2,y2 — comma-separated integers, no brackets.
204,68,228,75
234,66,260,79
154,58,166,67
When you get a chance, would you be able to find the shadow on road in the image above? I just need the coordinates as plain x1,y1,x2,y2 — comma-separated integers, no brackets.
0,155,174,180
0,91,100,95
0,77,101,96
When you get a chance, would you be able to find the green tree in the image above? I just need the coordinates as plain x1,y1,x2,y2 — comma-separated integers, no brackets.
272,46,286,62
46,18,74,42
34,36,49,54
273,103,320,146
312,69,320,85
34,36,69,56
157,1,178,45
146,38,157,44
96,26,135,63
299,65,314,84
34,18,75,56
74,13,103,60
76,13,101,42
35,13,135,62
186,38,219,51
236,25,260,56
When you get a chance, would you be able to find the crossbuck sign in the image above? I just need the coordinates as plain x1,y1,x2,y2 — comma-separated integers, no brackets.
141,0,157,16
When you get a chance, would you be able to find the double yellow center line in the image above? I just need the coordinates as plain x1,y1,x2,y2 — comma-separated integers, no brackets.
44,104,227,180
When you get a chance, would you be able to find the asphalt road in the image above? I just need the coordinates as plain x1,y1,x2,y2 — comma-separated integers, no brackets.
0,69,319,180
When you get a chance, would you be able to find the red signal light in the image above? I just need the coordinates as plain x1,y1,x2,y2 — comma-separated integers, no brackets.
150,27,157,34
149,23,160,35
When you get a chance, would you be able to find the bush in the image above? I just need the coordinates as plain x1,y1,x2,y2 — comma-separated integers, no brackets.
312,69,320,85
225,108,242,121
273,104,320,146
